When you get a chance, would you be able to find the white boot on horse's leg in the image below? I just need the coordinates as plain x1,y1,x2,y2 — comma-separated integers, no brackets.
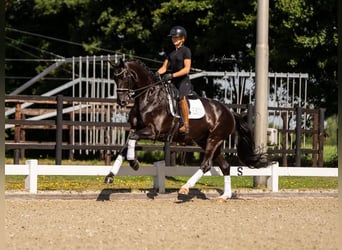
127,139,136,161
127,139,140,171
178,183,190,195
217,175,232,202
104,154,124,184
178,169,204,195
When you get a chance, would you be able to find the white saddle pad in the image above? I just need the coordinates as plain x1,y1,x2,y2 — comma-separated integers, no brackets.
188,99,205,119
169,98,205,119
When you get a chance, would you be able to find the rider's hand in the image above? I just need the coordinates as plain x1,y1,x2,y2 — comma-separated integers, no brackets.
162,73,173,82
155,72,161,80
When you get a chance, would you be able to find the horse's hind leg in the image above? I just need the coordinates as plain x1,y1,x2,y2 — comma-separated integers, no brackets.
178,138,222,195
178,168,205,195
214,153,232,200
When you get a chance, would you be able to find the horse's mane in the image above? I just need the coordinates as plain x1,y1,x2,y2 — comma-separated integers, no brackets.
128,59,160,82
127,59,167,104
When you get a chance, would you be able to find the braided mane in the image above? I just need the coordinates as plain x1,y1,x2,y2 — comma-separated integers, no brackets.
129,59,159,82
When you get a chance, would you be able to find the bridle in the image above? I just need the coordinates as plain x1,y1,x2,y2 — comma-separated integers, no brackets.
114,67,135,97
114,64,164,100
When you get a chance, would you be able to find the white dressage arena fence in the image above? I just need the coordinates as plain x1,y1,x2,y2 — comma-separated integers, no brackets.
5,160,337,194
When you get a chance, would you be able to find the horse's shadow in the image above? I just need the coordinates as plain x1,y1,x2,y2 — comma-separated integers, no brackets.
96,188,215,201
96,188,130,201
96,188,173,201
175,191,208,203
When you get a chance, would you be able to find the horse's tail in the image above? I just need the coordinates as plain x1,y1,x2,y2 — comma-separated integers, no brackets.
233,112,269,168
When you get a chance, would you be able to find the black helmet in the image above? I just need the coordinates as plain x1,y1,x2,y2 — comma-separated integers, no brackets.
168,26,187,38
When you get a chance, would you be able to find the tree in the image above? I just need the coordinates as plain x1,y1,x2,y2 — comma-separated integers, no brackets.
5,0,338,116
271,0,338,116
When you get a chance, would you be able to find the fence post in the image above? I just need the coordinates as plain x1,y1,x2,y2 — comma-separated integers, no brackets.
14,103,22,164
312,111,319,167
318,108,325,167
24,159,38,193
153,161,165,193
281,111,288,167
56,95,63,165
267,161,279,192
295,107,302,167
164,141,171,166
247,103,254,129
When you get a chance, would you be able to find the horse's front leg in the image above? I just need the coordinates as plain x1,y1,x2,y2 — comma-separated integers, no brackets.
126,132,140,171
104,153,124,184
126,124,160,170
104,131,140,184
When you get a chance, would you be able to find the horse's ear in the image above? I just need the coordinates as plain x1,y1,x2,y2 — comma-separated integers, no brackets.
119,58,125,68
108,57,125,68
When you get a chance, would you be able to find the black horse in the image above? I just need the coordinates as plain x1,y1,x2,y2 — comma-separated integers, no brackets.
104,59,267,200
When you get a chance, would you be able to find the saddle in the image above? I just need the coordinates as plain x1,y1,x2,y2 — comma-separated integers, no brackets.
164,84,205,119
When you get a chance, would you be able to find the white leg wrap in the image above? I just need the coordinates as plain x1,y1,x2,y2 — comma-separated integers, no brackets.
110,154,123,175
127,139,136,160
186,169,204,188
221,175,232,198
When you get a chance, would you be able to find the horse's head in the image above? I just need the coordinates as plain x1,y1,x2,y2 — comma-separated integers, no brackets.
113,59,156,107
112,59,135,107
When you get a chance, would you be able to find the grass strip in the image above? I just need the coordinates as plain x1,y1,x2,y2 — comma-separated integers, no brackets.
5,175,338,192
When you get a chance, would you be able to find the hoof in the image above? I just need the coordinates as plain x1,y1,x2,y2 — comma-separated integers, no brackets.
129,159,140,171
178,187,189,195
216,197,227,203
216,195,231,202
104,172,114,184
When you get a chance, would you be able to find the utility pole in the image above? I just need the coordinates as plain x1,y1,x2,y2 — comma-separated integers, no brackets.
338,0,342,214
254,0,269,187
0,0,5,247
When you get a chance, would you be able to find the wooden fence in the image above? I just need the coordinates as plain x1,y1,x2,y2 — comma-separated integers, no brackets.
5,95,325,167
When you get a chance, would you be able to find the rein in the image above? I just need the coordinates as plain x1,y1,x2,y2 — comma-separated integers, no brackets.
133,80,164,99
115,67,165,100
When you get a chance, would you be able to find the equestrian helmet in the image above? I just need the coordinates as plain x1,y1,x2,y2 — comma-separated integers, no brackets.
168,26,187,39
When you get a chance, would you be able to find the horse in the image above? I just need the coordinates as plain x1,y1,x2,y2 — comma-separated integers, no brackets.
104,59,267,200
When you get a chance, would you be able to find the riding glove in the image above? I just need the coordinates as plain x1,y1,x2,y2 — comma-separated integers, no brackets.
155,72,161,80
162,73,173,82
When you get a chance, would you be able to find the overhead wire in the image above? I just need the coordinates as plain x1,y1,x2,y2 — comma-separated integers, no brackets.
6,42,41,60
6,27,158,62
7,27,122,56
5,36,64,59
5,26,204,72
6,27,94,51
5,36,75,79
6,58,64,62
5,44,74,79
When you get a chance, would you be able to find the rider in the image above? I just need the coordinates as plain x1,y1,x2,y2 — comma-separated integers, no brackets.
156,25,192,134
